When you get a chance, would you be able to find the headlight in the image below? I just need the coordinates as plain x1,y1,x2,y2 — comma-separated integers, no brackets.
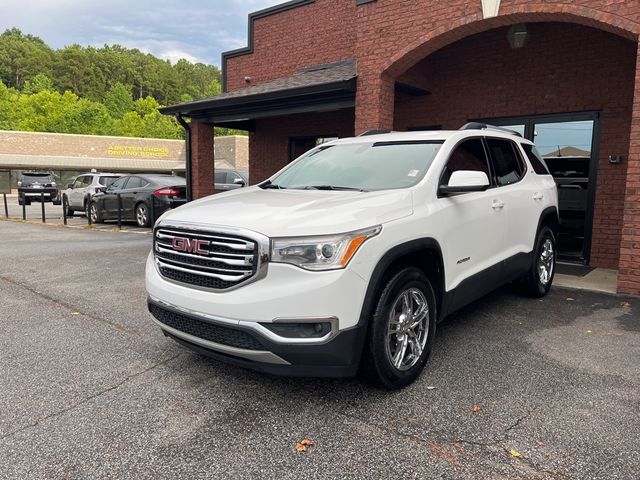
51,182,57,187
271,226,381,271
17,181,22,187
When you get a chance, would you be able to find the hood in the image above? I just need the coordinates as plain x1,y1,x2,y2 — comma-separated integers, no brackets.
159,186,413,237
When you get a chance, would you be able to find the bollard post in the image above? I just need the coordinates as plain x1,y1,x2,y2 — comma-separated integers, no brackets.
40,193,46,223
22,193,26,220
3,193,7,218
117,193,122,230
150,196,155,228
62,197,67,225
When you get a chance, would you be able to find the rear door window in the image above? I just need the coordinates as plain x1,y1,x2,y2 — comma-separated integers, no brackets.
486,138,525,186
125,177,147,189
110,177,129,190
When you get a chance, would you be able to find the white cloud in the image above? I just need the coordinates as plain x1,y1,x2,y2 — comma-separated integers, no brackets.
160,49,199,64
0,0,279,65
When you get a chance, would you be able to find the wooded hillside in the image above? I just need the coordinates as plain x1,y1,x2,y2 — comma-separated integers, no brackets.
0,28,237,139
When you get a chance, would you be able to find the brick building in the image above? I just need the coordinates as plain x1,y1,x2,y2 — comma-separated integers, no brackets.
160,0,640,295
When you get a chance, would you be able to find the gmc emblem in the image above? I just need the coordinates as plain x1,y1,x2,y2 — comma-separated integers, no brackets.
171,237,210,255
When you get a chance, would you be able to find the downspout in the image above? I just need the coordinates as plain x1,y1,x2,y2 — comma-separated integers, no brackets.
175,113,192,202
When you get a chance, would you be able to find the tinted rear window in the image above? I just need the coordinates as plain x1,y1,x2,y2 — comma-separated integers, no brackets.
99,176,120,186
22,173,52,180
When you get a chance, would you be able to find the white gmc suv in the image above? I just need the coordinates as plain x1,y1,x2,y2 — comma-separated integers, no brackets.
145,124,558,389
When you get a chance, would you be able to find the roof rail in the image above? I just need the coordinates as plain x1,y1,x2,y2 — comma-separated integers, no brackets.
459,122,522,137
359,129,392,136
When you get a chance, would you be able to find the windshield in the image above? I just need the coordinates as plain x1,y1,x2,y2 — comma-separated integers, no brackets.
269,141,443,191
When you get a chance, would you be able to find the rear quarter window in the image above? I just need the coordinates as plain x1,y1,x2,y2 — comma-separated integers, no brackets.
522,144,551,175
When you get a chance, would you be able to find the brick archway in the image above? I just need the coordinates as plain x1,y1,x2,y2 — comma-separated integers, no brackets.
356,5,640,135
382,6,639,79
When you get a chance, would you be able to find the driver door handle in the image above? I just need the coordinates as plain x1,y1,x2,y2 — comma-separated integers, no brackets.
492,200,505,210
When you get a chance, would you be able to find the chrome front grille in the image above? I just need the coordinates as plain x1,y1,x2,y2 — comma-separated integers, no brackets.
154,223,267,290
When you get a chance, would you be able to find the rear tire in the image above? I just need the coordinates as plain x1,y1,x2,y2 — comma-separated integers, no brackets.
89,202,103,224
135,202,151,227
362,267,437,390
520,226,556,297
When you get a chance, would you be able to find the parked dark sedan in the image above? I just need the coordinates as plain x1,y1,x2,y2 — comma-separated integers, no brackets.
89,174,186,227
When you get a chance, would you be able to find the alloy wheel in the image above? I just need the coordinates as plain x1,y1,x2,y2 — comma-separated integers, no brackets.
136,205,148,227
385,288,430,371
538,238,554,285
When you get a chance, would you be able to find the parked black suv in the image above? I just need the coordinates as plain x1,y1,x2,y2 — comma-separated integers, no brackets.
18,172,61,206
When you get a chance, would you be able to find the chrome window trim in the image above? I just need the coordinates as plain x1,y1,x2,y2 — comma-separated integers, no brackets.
148,296,340,346
153,219,269,292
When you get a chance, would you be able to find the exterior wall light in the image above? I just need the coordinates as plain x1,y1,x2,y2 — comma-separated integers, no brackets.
508,24,529,49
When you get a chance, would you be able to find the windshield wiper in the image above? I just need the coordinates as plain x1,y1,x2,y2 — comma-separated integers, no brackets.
260,180,286,190
301,185,367,192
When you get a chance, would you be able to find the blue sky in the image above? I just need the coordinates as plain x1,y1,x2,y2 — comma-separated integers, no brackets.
0,0,278,66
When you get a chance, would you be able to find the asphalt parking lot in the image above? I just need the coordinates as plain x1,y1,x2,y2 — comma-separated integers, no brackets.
1,220,638,479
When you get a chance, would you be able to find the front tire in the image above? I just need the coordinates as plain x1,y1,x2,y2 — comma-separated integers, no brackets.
63,196,74,217
362,267,437,390
521,226,556,297
89,202,103,224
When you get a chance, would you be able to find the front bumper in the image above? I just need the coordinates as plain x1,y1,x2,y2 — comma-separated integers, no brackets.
145,250,370,377
148,297,365,377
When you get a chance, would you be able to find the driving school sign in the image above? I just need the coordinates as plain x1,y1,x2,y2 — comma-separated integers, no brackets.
107,145,170,159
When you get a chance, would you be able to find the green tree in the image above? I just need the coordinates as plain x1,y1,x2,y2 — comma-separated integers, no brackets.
22,73,53,94
104,82,134,119
133,96,160,116
142,110,183,139
0,28,53,89
53,44,105,100
0,80,17,129
111,111,145,137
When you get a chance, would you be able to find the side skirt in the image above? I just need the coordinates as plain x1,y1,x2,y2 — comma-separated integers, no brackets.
440,251,534,319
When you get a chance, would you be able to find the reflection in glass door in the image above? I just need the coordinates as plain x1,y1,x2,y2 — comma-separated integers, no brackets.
477,113,599,264
533,120,595,262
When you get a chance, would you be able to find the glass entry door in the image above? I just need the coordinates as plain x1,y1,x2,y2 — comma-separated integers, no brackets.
478,112,600,264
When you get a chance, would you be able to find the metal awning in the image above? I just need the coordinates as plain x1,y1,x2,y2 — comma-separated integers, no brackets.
159,60,357,130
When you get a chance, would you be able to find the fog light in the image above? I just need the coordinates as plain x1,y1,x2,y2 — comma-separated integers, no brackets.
261,321,332,339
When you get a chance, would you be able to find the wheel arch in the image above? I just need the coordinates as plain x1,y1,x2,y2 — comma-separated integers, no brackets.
537,206,559,237
358,238,446,330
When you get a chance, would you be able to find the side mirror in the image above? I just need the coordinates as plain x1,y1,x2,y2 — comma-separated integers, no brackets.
233,178,246,186
66,183,73,189
439,171,490,195
97,186,107,194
